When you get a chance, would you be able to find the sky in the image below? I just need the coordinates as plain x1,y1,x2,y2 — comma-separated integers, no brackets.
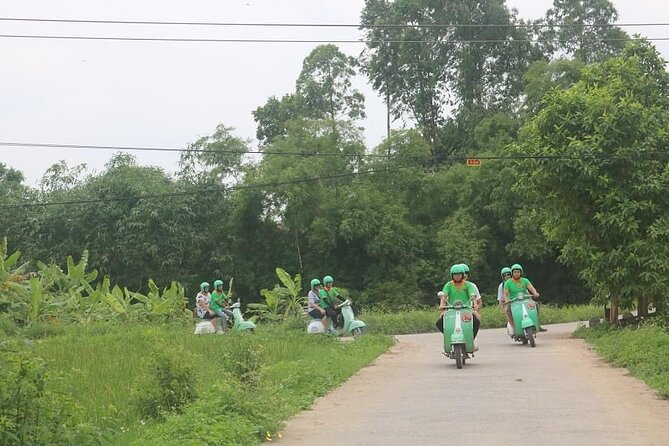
1,0,669,186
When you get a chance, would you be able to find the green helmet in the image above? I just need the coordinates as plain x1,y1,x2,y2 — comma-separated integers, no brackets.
501,267,512,277
214,279,223,288
461,263,470,274
310,278,321,288
323,275,334,285
200,282,210,291
449,264,466,276
511,263,523,274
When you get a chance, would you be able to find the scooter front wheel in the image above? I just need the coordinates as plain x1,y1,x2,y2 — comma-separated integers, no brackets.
352,327,364,337
525,327,536,347
454,344,464,369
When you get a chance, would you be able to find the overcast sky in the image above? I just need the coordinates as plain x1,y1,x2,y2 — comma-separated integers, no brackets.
1,0,668,186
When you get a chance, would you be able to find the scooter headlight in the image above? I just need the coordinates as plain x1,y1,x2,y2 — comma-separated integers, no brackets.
454,327,462,333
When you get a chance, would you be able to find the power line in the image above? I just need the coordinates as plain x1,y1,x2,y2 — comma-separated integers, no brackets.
0,34,663,44
0,141,423,160
0,17,665,29
0,163,422,209
5,142,669,162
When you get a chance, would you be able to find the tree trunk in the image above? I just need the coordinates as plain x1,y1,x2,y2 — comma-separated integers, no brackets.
609,298,619,324
638,296,648,317
294,226,303,271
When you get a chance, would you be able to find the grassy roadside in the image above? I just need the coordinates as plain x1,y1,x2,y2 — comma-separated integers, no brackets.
574,323,669,399
363,304,602,335
2,321,393,445
0,303,602,444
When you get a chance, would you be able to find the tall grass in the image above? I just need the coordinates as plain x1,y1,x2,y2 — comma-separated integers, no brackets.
19,321,392,444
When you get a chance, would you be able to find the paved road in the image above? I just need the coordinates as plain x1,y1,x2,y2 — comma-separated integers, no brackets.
278,323,669,446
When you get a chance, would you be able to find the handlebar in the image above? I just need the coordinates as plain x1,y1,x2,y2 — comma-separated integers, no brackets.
439,300,473,310
505,293,539,304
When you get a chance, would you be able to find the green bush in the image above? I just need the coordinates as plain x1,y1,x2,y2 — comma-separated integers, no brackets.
135,387,259,446
0,341,106,445
132,332,393,445
223,336,266,385
0,314,18,336
132,346,198,420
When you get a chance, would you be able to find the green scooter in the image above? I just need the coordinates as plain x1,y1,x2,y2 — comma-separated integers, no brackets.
306,299,366,336
230,300,256,332
339,299,366,336
442,299,475,369
507,293,540,347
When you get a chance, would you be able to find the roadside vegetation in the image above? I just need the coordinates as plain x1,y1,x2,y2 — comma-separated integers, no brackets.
574,322,669,399
0,321,393,445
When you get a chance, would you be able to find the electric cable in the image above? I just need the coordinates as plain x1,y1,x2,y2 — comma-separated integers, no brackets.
0,16,665,29
0,34,662,44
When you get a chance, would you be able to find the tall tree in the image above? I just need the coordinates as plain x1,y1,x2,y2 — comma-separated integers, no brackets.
512,41,669,320
0,163,35,252
295,44,366,123
538,0,629,63
253,45,365,145
361,0,541,160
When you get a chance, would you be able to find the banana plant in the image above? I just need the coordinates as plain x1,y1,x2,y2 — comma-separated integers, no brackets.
129,280,190,320
275,268,307,318
0,237,30,289
248,287,285,322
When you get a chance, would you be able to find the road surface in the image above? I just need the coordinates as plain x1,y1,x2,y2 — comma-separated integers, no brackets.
278,323,669,446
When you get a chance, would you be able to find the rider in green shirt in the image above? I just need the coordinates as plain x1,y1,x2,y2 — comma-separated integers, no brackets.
211,279,232,332
503,263,547,332
319,275,340,331
436,264,480,339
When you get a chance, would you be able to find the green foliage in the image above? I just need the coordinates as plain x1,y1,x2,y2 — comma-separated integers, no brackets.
4,1,654,319
575,324,669,398
132,346,198,420
133,332,393,445
512,41,669,314
222,336,267,385
296,44,366,122
249,268,307,322
0,341,106,445
11,320,390,444
361,0,541,157
253,44,365,145
538,0,629,63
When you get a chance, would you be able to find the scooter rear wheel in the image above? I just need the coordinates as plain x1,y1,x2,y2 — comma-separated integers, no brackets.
454,344,463,369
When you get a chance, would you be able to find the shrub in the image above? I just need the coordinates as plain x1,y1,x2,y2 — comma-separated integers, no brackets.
222,335,267,385
0,314,18,336
132,346,198,420
0,341,106,445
